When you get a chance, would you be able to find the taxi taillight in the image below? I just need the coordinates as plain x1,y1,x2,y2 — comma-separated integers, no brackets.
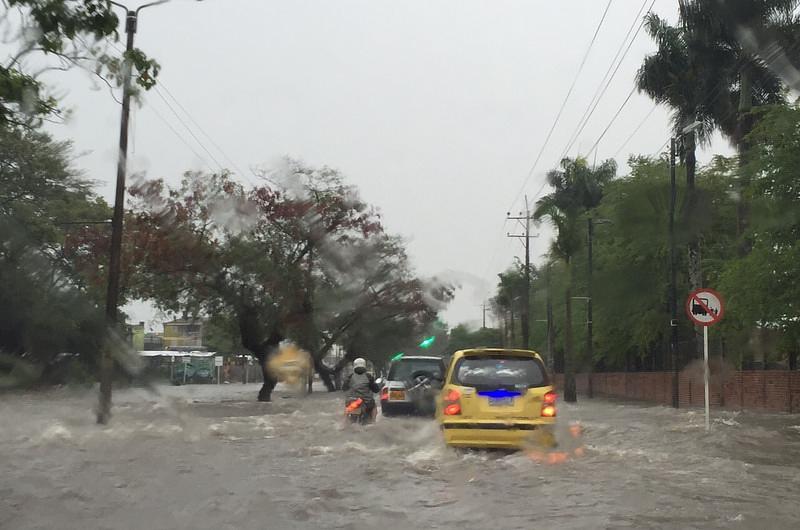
380,387,389,401
443,389,461,415
541,391,557,417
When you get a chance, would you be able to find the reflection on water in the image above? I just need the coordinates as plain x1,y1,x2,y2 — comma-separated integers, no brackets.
1,384,800,529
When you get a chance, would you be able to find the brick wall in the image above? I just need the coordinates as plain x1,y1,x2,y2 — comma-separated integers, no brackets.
553,371,800,413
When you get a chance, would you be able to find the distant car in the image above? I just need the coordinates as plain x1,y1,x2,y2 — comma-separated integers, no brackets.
436,348,556,449
379,356,445,416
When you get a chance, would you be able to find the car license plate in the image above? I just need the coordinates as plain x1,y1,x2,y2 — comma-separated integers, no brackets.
488,397,514,407
389,390,405,400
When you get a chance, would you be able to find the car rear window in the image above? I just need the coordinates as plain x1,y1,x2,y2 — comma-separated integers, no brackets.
452,355,547,389
388,359,444,381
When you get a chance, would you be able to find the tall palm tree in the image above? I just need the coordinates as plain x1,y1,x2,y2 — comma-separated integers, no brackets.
534,157,615,402
678,0,797,155
638,3,795,361
637,12,728,299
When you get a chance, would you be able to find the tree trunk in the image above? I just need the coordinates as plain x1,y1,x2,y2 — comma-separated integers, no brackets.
313,354,337,391
736,61,754,254
546,264,555,374
563,262,577,403
509,304,516,347
503,311,509,347
238,304,282,402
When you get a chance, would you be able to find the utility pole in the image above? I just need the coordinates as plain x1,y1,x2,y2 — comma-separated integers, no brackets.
507,196,538,349
98,0,174,425
586,217,594,399
479,302,487,329
668,137,679,409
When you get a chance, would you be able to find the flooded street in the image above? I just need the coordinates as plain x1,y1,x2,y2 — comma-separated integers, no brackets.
2,383,800,530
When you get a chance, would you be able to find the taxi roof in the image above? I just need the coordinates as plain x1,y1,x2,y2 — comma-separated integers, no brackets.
392,355,443,361
451,348,544,361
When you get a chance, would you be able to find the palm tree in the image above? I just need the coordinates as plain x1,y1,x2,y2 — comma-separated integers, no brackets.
678,0,797,154
534,157,615,402
494,266,526,347
677,0,795,242
637,12,729,299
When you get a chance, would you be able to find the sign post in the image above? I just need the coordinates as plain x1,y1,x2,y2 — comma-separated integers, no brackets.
685,288,724,431
182,356,190,385
215,356,223,385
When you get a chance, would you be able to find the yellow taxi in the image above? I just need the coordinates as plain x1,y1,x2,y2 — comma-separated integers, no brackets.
436,348,556,449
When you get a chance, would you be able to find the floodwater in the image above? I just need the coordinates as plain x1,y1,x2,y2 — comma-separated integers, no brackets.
2,383,799,530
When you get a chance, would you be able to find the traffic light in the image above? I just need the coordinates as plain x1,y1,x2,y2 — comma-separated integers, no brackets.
418,336,436,349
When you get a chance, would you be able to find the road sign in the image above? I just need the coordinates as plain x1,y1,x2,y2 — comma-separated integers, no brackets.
685,288,724,432
215,356,223,385
685,288,724,327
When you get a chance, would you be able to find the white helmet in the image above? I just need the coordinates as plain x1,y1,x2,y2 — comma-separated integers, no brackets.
353,358,367,369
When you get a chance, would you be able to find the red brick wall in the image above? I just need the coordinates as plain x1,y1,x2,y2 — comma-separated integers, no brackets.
553,371,800,412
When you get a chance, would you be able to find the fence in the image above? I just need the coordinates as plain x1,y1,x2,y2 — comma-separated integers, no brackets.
553,370,800,413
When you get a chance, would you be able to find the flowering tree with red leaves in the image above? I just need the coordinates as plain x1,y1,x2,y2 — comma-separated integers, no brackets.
68,159,452,400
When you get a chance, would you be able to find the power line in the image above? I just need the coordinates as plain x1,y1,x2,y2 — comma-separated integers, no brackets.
586,84,637,159
560,0,655,160
151,85,228,173
142,94,216,171
506,0,614,214
100,40,257,184
613,102,657,157
155,82,256,183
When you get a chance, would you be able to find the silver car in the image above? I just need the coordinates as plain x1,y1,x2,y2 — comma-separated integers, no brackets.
378,355,445,416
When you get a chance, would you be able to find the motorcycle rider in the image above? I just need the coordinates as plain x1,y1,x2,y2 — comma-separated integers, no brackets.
342,358,380,418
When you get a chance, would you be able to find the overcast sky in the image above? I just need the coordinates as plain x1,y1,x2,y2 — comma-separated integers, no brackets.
39,0,734,331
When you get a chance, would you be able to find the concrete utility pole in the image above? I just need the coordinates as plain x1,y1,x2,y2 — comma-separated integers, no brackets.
98,0,176,425
478,302,487,329
507,196,538,350
666,121,702,411
668,137,679,409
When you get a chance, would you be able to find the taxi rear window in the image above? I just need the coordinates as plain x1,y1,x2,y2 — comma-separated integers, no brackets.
452,355,547,389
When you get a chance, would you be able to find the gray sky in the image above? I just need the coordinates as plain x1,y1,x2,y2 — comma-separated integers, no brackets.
41,0,733,331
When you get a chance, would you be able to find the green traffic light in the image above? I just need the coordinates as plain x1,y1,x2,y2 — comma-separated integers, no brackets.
418,336,436,349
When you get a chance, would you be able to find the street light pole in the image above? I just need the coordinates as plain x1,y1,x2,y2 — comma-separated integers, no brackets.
98,0,173,425
667,121,702,411
668,137,679,409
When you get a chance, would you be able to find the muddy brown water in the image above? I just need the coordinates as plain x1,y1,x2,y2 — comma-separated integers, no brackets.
2,383,799,529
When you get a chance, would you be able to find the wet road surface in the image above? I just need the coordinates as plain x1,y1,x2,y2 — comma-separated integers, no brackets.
2,383,800,529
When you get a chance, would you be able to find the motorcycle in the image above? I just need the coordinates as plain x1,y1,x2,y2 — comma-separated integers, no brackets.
344,397,376,425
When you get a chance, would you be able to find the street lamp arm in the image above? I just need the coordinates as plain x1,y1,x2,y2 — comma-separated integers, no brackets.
108,1,129,10
137,0,172,14
681,120,703,135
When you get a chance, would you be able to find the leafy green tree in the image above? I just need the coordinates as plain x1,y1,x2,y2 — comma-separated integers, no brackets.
720,104,800,368
71,160,451,400
534,157,615,402
0,127,111,383
446,324,503,354
2,0,159,128
492,265,526,347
